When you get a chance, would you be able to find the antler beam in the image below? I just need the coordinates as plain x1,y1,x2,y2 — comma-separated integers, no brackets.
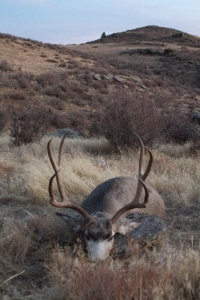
48,134,91,222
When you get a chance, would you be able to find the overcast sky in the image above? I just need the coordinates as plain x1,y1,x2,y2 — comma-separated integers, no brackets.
0,0,199,44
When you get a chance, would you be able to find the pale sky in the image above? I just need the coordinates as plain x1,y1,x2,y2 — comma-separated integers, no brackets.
0,0,199,44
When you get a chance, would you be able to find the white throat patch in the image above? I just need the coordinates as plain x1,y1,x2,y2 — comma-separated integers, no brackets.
87,239,114,260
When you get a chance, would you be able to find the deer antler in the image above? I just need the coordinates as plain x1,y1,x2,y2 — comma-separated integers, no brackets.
111,133,152,224
47,134,91,222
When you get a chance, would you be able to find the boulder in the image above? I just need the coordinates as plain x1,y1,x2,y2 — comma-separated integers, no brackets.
130,75,143,84
46,128,83,139
102,75,112,80
113,215,165,258
136,87,146,93
93,74,101,81
114,75,126,83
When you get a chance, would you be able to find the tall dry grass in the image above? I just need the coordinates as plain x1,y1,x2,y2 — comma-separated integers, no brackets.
43,246,200,300
0,136,199,299
0,136,199,207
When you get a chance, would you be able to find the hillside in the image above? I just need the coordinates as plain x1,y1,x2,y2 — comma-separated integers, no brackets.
0,26,200,140
88,25,200,47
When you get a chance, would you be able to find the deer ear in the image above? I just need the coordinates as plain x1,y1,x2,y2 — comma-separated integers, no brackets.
114,218,141,235
55,212,84,233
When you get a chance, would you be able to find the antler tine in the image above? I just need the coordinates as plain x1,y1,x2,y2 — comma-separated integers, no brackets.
47,139,57,173
133,132,144,179
132,134,153,181
111,134,152,224
47,136,67,199
133,133,146,201
47,135,91,222
111,177,149,223
58,133,68,167
142,146,153,182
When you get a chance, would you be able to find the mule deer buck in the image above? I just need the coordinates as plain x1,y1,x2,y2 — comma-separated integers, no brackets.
48,133,165,260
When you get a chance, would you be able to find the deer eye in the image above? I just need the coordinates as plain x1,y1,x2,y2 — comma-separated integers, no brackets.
85,233,91,241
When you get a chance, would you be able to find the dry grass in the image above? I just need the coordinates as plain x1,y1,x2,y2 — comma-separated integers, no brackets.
44,247,200,300
0,136,199,299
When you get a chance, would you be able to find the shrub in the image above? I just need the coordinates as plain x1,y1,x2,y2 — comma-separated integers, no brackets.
0,60,12,71
45,59,57,63
35,72,59,87
0,110,7,133
9,106,50,146
164,108,199,144
12,71,34,89
8,91,27,101
164,48,174,56
100,89,164,149
49,97,65,110
50,110,88,134
101,32,106,39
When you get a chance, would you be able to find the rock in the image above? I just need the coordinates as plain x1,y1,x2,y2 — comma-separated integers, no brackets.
123,84,129,89
136,87,146,93
93,74,101,80
130,75,143,84
45,128,83,139
31,80,38,86
114,75,126,83
102,75,112,80
119,75,130,80
113,215,165,258
195,96,200,102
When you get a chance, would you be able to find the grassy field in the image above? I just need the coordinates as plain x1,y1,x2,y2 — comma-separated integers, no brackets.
0,136,199,299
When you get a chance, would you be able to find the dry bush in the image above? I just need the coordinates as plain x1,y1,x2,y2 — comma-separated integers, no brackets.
11,71,34,89
45,59,57,63
164,108,197,144
0,109,7,133
49,97,65,110
0,60,13,71
35,72,59,87
101,89,164,149
9,106,50,146
7,91,27,101
44,83,67,99
50,110,89,134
